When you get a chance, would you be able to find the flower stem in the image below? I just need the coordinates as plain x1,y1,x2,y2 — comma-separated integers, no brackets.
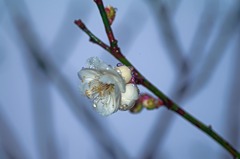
74,0,240,158
141,78,240,158
74,20,111,52
94,0,118,48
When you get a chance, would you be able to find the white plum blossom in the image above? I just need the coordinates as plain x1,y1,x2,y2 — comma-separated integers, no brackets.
78,57,125,116
78,57,139,116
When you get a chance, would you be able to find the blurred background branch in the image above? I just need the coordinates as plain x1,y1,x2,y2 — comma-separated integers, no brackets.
3,0,129,158
0,104,30,159
146,0,188,74
23,45,62,159
49,0,92,65
221,27,240,159
139,0,240,159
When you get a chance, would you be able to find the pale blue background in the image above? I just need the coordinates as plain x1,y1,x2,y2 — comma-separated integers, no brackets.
0,0,239,159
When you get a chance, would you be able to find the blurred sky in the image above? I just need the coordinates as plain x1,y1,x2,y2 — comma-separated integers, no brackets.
0,0,239,159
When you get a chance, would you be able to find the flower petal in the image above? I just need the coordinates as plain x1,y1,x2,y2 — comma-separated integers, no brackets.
93,88,121,116
120,84,139,110
99,70,126,93
78,68,100,83
86,57,111,70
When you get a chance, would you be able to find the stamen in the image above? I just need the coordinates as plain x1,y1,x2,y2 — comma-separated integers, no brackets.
85,80,115,108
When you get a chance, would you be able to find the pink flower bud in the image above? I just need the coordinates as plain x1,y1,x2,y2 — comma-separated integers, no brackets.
139,93,163,110
105,5,117,25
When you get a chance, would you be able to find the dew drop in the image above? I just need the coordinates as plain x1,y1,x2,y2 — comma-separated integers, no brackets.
117,63,123,67
119,104,128,111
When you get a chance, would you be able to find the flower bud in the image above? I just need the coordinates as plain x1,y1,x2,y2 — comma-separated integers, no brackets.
120,84,139,110
115,65,132,83
105,5,116,25
139,93,164,110
142,98,156,110
129,102,143,113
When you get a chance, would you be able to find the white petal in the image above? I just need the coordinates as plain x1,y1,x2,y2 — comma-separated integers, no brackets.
94,89,120,116
120,84,139,110
86,57,111,70
82,57,126,93
120,98,136,110
115,65,132,83
78,68,100,83
121,84,139,100
99,70,126,93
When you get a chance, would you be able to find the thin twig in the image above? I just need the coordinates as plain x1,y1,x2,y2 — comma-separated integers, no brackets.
50,1,92,65
140,2,220,157
100,0,148,64
74,20,111,52
75,0,240,157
